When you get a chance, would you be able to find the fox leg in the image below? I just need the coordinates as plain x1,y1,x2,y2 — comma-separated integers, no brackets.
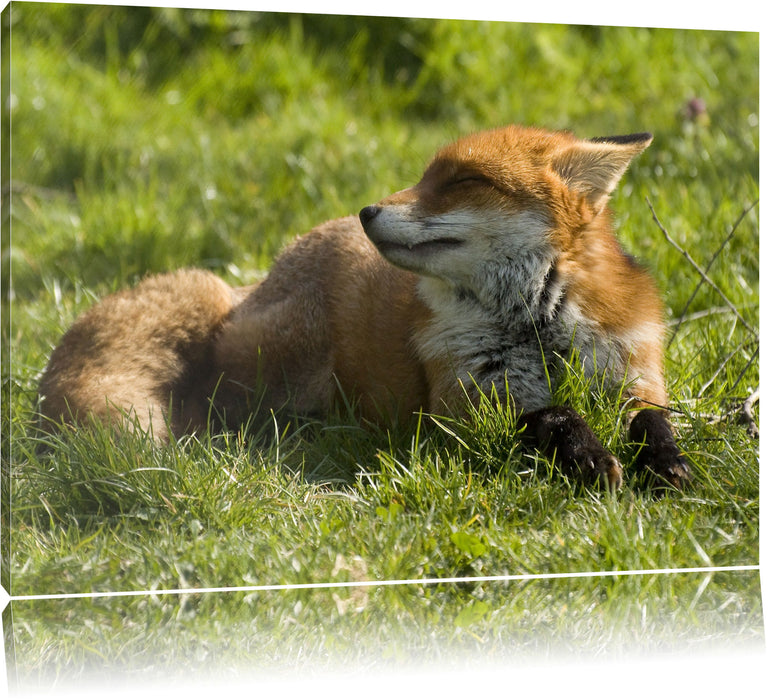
628,409,689,489
522,406,623,490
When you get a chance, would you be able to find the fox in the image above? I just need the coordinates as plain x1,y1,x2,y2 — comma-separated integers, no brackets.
38,124,689,490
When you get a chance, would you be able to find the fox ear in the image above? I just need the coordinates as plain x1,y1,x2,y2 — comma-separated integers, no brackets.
552,132,653,212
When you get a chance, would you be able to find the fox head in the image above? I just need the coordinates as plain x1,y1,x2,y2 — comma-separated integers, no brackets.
359,125,652,291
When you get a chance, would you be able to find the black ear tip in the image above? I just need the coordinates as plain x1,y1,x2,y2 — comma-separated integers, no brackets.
590,132,653,145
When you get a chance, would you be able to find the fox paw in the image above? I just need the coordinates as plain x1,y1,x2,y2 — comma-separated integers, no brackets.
629,410,690,492
638,450,691,491
578,448,623,491
525,406,622,490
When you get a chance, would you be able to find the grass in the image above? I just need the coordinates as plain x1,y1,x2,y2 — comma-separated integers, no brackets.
2,4,760,692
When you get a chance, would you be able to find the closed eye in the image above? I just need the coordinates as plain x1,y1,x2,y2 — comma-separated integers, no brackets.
449,174,492,187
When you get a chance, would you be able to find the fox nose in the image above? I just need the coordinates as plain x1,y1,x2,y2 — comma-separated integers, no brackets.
359,205,381,229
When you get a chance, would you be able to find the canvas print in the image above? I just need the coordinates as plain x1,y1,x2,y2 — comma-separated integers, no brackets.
1,1,761,693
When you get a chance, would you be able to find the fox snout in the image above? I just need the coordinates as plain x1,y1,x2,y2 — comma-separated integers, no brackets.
358,203,388,251
359,204,381,229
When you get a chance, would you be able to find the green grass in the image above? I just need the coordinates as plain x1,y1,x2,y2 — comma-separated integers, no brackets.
2,5,760,691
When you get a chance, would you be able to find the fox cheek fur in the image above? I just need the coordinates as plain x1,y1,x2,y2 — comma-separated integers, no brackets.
38,125,689,491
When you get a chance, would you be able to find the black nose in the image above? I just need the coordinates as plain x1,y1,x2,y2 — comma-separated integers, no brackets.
359,205,381,228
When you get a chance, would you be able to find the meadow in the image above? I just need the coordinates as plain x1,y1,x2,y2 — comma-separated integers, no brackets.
2,4,761,691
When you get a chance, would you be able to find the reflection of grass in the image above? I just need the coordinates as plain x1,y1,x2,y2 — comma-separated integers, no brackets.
13,569,763,685
5,5,760,687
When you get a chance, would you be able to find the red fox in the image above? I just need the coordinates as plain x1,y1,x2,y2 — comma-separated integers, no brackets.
38,125,689,489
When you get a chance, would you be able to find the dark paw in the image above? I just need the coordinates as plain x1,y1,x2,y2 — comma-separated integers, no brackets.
578,447,623,491
638,449,690,491
630,409,690,491
551,433,623,490
525,406,622,490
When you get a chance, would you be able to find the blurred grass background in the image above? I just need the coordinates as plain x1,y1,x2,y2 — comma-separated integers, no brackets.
6,5,757,293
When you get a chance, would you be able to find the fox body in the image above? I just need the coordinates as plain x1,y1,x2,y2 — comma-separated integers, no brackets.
39,125,688,489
